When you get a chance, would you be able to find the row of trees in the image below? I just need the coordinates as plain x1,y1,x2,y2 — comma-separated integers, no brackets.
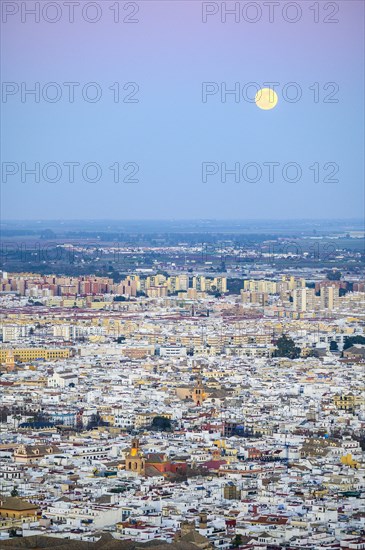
343,335,365,349
273,333,365,359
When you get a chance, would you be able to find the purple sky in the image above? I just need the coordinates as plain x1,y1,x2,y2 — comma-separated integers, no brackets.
1,0,364,219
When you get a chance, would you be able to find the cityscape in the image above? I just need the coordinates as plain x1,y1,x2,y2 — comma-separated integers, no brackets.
0,220,364,549
1,0,364,549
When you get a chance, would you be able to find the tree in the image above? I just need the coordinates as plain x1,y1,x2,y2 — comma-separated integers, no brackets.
231,534,243,548
111,272,122,283
11,486,19,497
227,278,243,294
151,416,172,431
306,349,320,358
326,270,341,281
330,340,339,351
86,412,109,430
116,336,126,344
273,335,301,359
114,295,126,302
343,335,365,350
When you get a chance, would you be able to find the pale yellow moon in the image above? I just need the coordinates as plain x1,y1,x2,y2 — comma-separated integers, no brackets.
255,88,279,110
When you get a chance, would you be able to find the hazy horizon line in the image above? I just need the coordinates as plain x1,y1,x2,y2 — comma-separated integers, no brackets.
1,218,364,223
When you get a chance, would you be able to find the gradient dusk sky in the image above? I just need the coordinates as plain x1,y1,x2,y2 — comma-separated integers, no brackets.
1,0,364,220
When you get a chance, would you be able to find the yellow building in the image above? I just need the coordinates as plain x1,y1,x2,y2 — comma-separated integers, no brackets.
14,444,61,464
333,393,364,411
223,484,240,500
0,348,70,363
244,279,278,294
0,496,39,519
340,454,360,469
192,276,206,292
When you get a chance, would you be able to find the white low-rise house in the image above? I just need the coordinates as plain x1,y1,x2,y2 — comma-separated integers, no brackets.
158,346,187,357
73,445,112,461
45,500,123,529
48,371,78,388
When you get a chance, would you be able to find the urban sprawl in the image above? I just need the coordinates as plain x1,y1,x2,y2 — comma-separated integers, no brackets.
0,265,364,550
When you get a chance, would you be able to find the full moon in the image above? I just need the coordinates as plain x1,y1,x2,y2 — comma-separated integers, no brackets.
255,88,279,110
